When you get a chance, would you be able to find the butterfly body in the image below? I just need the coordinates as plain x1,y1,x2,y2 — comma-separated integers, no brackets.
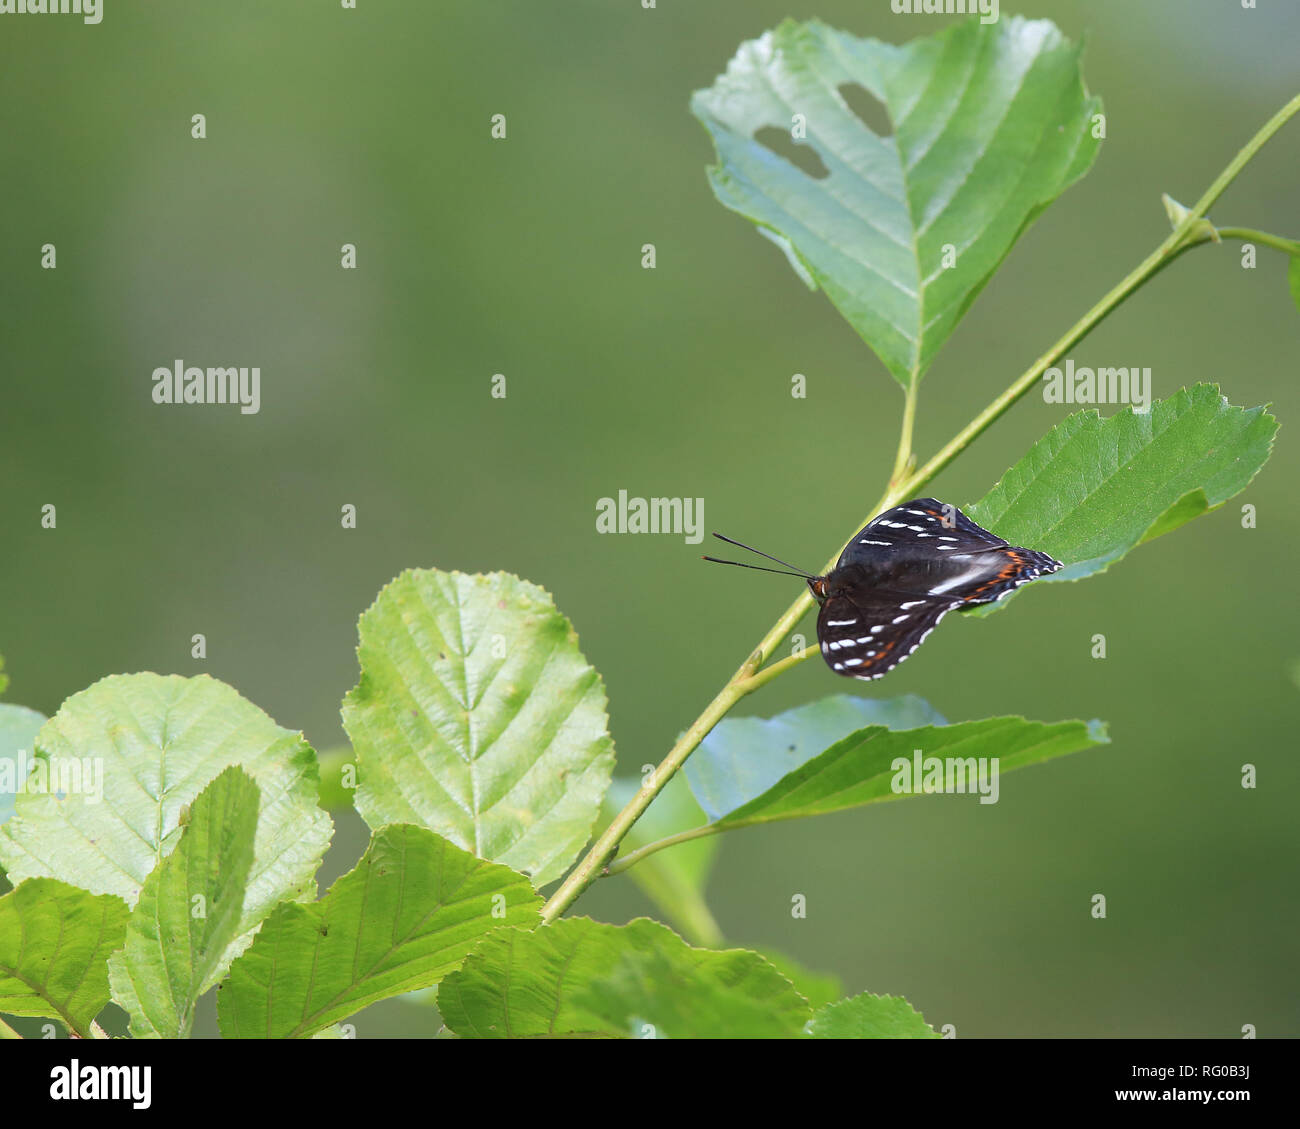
807,498,1060,679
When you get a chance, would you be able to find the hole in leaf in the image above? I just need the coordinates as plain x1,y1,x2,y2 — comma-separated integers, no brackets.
838,83,893,138
754,126,830,180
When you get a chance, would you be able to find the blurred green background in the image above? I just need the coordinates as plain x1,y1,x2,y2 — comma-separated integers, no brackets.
2,0,1297,1037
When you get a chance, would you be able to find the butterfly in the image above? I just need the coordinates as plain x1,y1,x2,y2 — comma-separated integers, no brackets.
704,498,1061,680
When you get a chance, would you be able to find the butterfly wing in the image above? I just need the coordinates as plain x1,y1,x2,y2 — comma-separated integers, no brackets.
815,498,1062,679
840,497,1060,604
953,545,1061,604
816,588,961,680
838,498,1004,563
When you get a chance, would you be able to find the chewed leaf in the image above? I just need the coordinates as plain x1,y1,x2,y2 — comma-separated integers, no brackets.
693,17,1101,388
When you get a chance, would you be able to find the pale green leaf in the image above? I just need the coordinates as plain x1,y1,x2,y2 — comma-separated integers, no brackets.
108,767,260,1038
0,674,333,980
343,569,615,886
807,991,938,1038
0,703,45,827
217,824,542,1038
714,716,1108,830
687,694,946,821
438,917,810,1038
693,17,1101,387
0,879,128,1037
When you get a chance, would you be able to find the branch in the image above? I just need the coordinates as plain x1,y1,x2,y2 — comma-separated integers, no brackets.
539,91,1300,922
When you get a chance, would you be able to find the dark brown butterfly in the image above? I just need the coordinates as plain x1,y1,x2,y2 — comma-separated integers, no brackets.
705,498,1061,680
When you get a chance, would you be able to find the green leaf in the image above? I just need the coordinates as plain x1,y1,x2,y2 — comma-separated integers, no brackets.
688,694,946,821
692,17,1101,388
107,767,260,1038
714,716,1108,831
0,703,46,827
217,824,542,1038
603,774,721,947
756,948,843,1010
0,879,128,1037
0,674,333,979
966,384,1276,611
0,654,9,697
807,992,938,1038
438,917,810,1038
343,569,616,886
1288,255,1300,315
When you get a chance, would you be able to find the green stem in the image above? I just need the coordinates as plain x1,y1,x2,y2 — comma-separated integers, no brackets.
736,646,817,695
540,92,1300,920
606,825,723,876
890,379,919,488
1215,226,1300,256
1185,94,1300,222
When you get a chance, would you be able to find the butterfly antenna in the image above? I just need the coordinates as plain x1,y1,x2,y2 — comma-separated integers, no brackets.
706,533,814,578
701,556,810,577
